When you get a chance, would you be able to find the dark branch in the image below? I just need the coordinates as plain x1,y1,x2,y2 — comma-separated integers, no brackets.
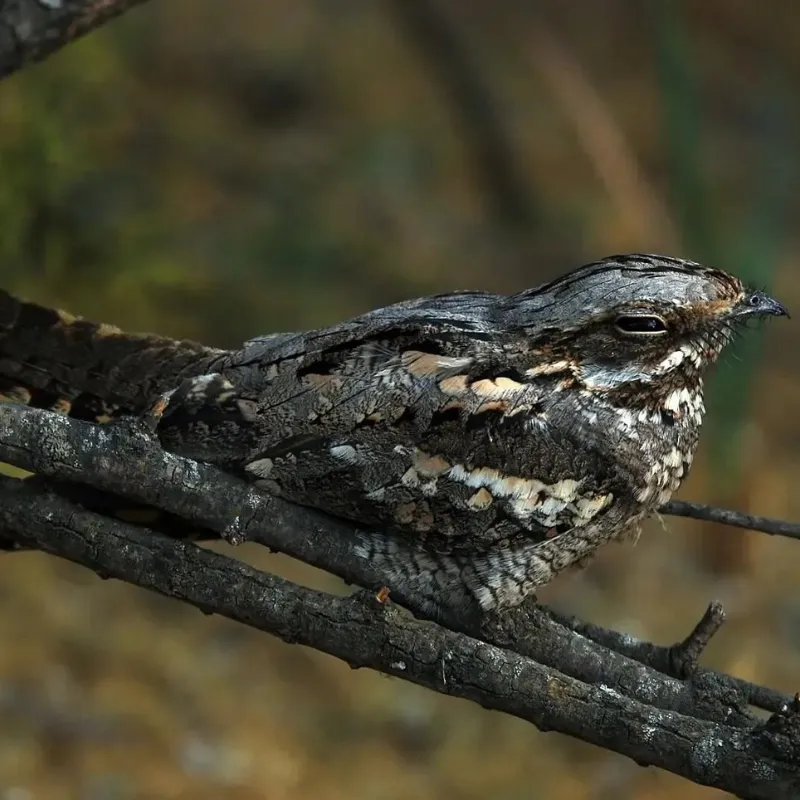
0,0,151,81
546,606,793,716
0,402,791,718
2,402,800,796
1,474,799,799
668,601,727,678
663,499,800,542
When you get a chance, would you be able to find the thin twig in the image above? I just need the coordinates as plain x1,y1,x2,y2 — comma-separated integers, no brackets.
6,488,796,550
662,500,800,542
668,601,727,678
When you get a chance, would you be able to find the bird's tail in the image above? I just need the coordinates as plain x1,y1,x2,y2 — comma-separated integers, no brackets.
0,289,225,422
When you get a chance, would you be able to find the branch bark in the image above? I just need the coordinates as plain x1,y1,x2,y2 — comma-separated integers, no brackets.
1,401,799,797
0,402,791,716
663,499,800,541
2,475,800,799
0,0,151,80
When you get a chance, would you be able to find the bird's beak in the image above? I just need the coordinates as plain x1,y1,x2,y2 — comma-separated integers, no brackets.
738,291,790,319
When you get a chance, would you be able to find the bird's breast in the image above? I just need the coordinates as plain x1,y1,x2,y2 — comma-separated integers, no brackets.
593,384,705,507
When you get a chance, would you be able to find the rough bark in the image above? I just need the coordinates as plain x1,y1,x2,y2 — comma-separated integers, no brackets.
1,402,799,798
0,0,150,79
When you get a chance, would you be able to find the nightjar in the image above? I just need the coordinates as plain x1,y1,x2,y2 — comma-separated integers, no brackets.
0,254,787,614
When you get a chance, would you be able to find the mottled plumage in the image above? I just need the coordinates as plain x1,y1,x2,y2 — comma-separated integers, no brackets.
0,255,787,614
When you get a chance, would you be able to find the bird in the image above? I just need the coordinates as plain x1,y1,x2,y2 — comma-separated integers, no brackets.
0,254,788,615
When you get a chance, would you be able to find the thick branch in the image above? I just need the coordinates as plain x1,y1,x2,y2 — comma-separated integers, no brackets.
0,0,150,80
546,606,792,717
0,403,792,723
1,475,798,799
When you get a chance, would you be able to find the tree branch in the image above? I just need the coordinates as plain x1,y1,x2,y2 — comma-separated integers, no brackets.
2,401,800,796
0,402,790,715
0,0,151,81
1,473,799,799
663,499,800,542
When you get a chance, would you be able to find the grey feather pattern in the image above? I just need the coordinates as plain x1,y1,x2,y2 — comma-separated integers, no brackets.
0,254,787,615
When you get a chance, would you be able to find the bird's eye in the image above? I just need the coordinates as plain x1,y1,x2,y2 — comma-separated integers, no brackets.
614,314,668,335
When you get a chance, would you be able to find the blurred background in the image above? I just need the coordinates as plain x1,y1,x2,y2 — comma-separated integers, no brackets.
1,1,799,797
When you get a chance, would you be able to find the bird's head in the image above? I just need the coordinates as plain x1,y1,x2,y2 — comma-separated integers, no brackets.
506,254,788,405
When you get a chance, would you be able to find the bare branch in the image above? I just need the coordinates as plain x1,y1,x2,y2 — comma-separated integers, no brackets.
662,499,800,542
668,601,727,678
2,401,800,786
1,473,799,799
0,403,788,720
0,404,791,724
0,0,151,81
546,606,793,715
